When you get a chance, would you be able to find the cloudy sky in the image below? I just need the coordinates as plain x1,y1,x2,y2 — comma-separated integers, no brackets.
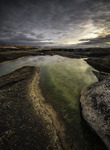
0,0,110,48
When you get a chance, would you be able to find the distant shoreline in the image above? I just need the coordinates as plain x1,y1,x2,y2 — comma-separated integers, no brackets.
0,46,110,64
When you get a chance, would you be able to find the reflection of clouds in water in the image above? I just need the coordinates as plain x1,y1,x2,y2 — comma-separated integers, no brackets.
58,58,90,73
75,59,90,71
0,55,96,80
25,55,66,66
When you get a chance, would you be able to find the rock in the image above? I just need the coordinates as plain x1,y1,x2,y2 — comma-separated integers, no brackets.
80,76,110,150
0,66,69,150
92,71,110,81
86,57,110,73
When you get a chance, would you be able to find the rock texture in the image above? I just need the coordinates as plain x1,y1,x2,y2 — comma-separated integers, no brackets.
92,71,110,81
80,76,110,150
86,58,110,73
0,66,70,150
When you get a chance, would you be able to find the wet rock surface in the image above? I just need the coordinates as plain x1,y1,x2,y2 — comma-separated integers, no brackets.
80,75,110,150
0,66,69,150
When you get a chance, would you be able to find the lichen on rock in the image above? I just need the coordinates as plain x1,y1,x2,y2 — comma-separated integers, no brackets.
80,76,110,150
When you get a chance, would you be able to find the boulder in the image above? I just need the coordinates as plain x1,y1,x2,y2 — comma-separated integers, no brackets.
80,76,110,149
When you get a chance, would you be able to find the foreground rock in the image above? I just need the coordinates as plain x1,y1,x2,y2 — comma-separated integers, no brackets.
0,66,70,150
80,76,110,149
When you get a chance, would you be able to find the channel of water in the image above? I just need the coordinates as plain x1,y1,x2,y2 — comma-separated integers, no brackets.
0,55,107,150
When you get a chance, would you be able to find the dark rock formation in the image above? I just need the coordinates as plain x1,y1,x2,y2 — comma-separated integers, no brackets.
80,76,110,149
0,66,69,150
92,71,110,81
86,57,110,73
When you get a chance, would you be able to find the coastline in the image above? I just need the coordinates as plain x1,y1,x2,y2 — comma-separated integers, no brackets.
80,78,110,150
0,66,71,150
80,59,110,150
0,49,110,149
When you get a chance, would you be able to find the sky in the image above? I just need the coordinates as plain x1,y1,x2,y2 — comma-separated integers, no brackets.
0,0,110,48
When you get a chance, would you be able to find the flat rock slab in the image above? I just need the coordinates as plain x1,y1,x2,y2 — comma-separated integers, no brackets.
80,76,110,150
0,66,69,150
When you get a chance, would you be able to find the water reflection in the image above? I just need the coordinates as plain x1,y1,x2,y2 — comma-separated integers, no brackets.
0,55,96,79
0,55,105,150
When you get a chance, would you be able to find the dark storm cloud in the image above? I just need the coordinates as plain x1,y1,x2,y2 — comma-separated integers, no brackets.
36,34,45,39
11,34,38,42
0,0,110,46
80,34,110,45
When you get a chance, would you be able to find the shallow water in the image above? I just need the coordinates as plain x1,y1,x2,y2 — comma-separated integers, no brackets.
0,55,107,150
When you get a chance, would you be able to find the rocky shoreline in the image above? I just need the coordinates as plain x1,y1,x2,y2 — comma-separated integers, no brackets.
0,47,110,64
0,48,110,149
0,66,71,150
80,59,110,150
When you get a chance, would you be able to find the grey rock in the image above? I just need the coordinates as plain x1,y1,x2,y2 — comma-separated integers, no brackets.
80,76,110,150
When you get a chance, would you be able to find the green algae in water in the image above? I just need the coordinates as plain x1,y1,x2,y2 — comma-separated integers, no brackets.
38,56,106,150
0,55,107,150
39,56,96,123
